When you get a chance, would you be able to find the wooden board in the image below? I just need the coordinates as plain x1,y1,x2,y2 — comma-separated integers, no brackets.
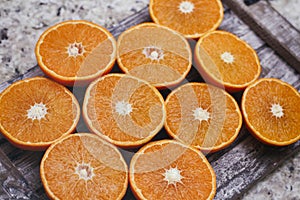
223,0,300,73
0,4,300,200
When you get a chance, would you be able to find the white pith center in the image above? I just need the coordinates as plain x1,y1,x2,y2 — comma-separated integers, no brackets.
68,42,85,57
179,1,194,14
163,167,183,185
115,100,133,116
270,103,284,118
193,107,210,122
142,46,164,61
221,52,234,64
75,163,94,181
27,103,48,120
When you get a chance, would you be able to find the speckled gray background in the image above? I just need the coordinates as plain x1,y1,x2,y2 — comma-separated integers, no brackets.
0,0,299,199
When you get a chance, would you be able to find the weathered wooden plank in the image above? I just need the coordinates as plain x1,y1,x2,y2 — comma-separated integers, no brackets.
110,6,151,38
0,3,299,200
220,9,265,50
223,0,300,73
0,66,43,93
212,137,300,200
0,146,40,200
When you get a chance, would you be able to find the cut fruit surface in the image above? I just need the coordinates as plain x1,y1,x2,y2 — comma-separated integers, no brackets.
194,30,261,92
82,73,166,148
0,77,80,150
35,20,116,86
117,23,192,88
130,139,216,200
149,0,224,38
40,133,128,200
165,82,242,152
242,78,300,146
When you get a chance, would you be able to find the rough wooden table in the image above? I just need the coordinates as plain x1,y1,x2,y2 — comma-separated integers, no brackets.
0,3,299,200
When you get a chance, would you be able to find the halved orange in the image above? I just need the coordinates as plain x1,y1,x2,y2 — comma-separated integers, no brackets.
82,73,166,148
149,0,224,38
117,22,192,88
241,78,300,146
35,20,116,86
130,139,216,199
40,133,128,200
194,30,261,93
0,77,80,150
165,82,242,153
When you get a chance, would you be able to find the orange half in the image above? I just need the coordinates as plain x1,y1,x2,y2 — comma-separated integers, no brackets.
194,30,261,92
82,73,166,148
130,139,216,200
0,77,80,150
149,0,224,38
35,20,116,86
40,133,128,200
117,22,192,88
242,78,300,146
165,82,242,152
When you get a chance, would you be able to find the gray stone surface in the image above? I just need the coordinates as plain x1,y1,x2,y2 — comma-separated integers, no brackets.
0,0,299,199
0,0,148,81
241,153,300,200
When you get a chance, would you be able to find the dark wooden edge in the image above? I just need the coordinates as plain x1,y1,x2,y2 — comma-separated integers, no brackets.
223,0,300,73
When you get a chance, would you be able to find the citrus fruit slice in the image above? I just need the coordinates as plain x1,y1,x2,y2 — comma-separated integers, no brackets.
82,73,166,148
165,82,242,152
241,78,300,146
0,77,80,150
40,133,128,200
130,139,216,200
149,0,224,38
117,23,192,88
35,20,116,86
194,30,261,92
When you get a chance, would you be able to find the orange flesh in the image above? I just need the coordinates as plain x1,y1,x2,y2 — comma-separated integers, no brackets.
83,74,165,146
0,77,79,148
150,0,223,38
243,79,300,144
37,21,115,82
196,31,260,87
117,23,191,87
165,83,241,151
41,133,128,199
130,140,216,199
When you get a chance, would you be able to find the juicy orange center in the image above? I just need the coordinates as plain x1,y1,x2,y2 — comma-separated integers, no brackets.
27,102,48,120
68,42,85,57
74,163,94,181
142,46,164,61
178,1,194,14
220,52,234,64
270,103,284,118
163,167,183,185
115,100,133,116
192,107,210,122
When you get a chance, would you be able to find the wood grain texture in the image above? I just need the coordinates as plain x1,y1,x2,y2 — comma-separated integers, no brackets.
223,0,300,73
0,4,299,200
